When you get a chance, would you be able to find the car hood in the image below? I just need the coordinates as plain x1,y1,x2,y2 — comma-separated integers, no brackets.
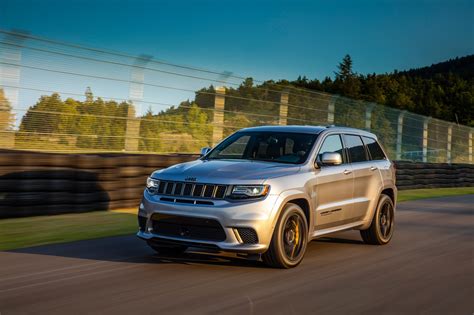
151,159,301,184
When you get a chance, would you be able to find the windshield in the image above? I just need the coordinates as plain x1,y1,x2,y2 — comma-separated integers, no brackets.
205,131,318,164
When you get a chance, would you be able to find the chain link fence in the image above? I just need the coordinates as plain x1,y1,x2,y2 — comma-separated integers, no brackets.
0,30,472,163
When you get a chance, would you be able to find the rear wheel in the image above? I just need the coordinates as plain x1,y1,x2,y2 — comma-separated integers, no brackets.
146,240,188,256
360,194,395,245
262,203,308,268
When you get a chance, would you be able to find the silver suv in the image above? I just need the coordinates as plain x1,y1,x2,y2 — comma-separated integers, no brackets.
138,125,397,268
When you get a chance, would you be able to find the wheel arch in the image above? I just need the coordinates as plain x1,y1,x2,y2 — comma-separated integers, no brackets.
287,198,311,229
270,191,313,235
358,185,397,230
381,187,395,204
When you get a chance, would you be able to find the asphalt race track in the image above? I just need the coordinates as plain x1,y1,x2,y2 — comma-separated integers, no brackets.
1,195,473,314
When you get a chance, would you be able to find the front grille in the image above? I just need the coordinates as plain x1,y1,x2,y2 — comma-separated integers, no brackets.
152,180,228,199
236,228,258,244
152,214,226,242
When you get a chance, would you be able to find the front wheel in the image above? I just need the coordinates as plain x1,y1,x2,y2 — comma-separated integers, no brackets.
360,194,395,245
262,203,308,268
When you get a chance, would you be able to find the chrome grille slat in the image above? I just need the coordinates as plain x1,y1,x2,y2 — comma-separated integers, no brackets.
165,182,175,195
211,185,218,198
193,184,204,197
155,180,227,199
183,183,193,196
214,185,227,198
203,185,215,198
174,182,184,196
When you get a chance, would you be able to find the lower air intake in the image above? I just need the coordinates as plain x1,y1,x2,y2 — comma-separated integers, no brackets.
152,214,226,242
236,228,258,244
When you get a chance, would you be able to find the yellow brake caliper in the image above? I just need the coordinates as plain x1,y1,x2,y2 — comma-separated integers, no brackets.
291,219,300,259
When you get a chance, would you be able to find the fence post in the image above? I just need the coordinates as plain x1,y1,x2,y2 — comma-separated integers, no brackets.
422,117,431,162
125,55,151,152
469,131,473,164
327,96,336,124
446,124,452,163
212,86,226,146
279,90,289,126
124,106,140,152
0,31,27,149
365,103,375,130
396,111,406,160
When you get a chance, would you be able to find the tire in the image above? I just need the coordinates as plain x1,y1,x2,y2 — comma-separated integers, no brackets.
262,203,308,268
146,240,188,256
360,194,395,245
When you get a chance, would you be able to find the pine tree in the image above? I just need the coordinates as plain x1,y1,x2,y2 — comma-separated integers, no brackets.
335,54,354,81
333,54,361,99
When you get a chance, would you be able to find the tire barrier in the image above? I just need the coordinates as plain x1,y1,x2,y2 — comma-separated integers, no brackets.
0,150,196,218
0,149,472,218
394,161,474,190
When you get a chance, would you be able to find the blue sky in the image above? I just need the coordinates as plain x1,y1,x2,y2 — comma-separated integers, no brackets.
2,0,473,81
1,0,473,127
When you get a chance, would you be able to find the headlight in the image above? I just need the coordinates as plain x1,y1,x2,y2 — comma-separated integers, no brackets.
230,185,270,199
146,177,159,194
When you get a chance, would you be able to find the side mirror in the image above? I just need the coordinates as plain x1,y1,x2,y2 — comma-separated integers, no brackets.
200,147,211,157
321,152,342,166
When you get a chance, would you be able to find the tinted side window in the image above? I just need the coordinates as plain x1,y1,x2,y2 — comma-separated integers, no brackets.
363,136,387,160
317,134,344,163
343,135,368,163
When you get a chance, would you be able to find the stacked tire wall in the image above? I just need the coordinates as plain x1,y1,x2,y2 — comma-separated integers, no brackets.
394,161,474,190
0,150,196,218
0,150,472,218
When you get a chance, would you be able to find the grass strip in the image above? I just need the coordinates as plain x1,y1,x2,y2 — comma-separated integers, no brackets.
1,187,472,251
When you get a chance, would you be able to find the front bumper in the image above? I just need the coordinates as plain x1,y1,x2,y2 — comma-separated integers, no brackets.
137,190,280,253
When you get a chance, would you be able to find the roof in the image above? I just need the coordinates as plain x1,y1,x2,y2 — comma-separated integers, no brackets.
240,125,327,134
239,125,377,138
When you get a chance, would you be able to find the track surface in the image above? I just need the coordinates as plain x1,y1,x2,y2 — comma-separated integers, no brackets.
1,195,473,314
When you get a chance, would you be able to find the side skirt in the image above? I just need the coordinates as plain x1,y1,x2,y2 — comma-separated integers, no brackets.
310,220,366,240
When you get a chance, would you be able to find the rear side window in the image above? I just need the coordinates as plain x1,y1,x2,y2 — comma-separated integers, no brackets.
363,137,387,160
343,134,368,163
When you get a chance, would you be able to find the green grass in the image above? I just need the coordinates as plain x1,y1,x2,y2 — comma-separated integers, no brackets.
0,187,472,251
397,187,474,202
0,211,137,251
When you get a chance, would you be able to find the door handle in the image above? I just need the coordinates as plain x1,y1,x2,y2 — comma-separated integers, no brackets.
343,169,352,175
370,166,378,171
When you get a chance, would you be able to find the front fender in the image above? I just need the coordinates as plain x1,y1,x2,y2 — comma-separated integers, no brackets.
268,189,313,236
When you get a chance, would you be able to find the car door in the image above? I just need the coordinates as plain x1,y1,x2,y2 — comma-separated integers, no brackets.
342,134,382,221
362,136,393,187
313,134,354,230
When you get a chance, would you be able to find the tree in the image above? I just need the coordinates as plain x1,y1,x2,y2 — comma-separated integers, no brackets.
0,89,15,131
333,54,361,99
335,54,354,81
139,107,161,152
19,93,64,134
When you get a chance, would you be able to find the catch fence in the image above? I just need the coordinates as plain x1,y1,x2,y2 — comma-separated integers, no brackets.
0,30,472,163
